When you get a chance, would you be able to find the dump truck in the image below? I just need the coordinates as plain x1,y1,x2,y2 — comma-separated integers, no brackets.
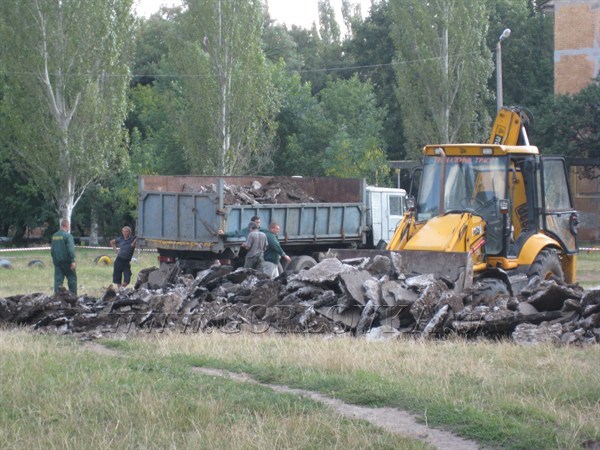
137,176,405,283
331,107,579,296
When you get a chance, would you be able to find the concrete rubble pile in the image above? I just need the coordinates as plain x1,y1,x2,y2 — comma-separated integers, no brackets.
190,179,323,205
1,253,598,345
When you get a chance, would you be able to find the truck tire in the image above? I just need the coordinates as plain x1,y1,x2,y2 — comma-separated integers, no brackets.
286,255,317,273
527,249,563,282
472,278,509,304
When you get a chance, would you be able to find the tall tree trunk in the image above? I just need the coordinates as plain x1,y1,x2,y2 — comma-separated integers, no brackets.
89,205,99,246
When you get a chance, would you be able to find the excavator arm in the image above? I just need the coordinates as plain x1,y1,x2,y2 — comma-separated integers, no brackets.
489,107,531,146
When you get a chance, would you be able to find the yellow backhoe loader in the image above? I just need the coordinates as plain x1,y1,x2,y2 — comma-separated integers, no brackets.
331,107,579,296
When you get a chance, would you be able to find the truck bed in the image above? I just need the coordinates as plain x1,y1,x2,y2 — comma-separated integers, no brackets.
138,176,368,257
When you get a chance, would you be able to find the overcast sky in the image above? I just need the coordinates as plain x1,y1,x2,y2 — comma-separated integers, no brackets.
134,0,372,29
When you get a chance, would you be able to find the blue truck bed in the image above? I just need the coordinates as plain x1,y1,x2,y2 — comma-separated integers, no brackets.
138,176,368,259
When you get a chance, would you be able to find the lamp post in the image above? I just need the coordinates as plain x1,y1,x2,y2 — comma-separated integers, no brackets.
496,28,511,111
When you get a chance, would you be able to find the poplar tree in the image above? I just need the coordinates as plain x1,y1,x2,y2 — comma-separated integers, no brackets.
166,0,279,175
0,0,134,221
390,0,492,157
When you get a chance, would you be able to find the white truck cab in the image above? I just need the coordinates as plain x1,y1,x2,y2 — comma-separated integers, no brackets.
366,186,407,247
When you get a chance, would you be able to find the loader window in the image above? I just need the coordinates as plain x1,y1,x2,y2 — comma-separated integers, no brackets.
417,155,507,254
541,158,578,253
418,156,506,217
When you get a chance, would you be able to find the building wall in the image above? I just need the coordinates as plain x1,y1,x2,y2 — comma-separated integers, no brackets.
570,165,600,242
554,0,600,94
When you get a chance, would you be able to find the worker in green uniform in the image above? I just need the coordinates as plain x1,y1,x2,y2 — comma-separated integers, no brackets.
51,219,77,295
263,222,291,277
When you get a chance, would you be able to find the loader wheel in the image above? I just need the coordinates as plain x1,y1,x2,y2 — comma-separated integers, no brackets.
94,255,113,266
286,255,317,273
472,278,509,305
527,249,563,282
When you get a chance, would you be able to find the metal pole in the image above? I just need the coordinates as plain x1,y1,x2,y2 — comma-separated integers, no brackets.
496,28,511,112
496,41,503,111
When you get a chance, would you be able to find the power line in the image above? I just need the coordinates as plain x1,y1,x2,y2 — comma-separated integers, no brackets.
1,50,483,79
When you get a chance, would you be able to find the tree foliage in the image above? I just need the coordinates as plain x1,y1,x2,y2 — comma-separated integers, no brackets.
0,0,133,221
390,0,493,157
344,0,406,159
535,78,600,160
162,0,279,175
320,76,390,184
487,0,554,111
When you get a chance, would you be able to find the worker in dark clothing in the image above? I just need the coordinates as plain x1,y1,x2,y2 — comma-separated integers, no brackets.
110,226,137,288
242,222,267,270
264,222,291,277
51,219,77,295
218,215,266,238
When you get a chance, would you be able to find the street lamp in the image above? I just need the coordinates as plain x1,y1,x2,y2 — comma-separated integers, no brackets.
496,28,511,111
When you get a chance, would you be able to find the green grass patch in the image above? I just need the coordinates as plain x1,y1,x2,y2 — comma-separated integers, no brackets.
0,330,430,450
116,333,600,450
0,249,158,297
577,249,600,287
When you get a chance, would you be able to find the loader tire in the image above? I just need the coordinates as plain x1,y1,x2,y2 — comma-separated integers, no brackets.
472,278,509,304
286,255,317,273
527,249,563,282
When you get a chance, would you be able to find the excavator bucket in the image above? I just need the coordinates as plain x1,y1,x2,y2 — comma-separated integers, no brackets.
325,249,474,291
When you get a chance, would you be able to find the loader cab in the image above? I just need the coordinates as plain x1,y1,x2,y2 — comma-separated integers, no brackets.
415,149,508,255
414,144,578,259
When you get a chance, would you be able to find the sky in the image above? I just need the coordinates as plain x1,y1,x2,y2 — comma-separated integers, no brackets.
134,0,373,29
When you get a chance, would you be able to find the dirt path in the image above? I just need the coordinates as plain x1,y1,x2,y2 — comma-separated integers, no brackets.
83,342,486,449
194,367,486,450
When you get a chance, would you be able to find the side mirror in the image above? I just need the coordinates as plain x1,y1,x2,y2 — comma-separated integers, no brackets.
406,196,416,212
569,212,580,236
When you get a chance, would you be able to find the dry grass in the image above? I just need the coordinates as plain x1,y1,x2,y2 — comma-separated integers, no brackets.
0,329,429,450
128,332,600,449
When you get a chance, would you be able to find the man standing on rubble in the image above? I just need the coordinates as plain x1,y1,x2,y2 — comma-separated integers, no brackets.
110,226,137,288
263,222,291,277
51,219,77,295
241,221,267,271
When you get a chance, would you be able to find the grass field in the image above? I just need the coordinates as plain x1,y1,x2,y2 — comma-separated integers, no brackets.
0,248,159,297
0,330,598,449
0,246,599,448
1,246,599,297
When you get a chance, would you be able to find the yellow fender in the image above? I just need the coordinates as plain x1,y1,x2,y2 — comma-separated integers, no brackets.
516,233,576,283
517,234,561,266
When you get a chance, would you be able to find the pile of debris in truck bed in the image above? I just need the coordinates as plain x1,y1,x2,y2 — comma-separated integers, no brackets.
1,254,598,345
191,179,324,205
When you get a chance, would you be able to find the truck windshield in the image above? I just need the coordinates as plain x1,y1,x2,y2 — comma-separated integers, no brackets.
417,155,507,222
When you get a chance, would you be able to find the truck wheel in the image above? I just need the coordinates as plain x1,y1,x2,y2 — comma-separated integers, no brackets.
472,278,509,304
286,255,317,273
527,249,563,282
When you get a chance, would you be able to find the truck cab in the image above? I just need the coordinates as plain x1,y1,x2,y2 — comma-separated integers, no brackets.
366,186,406,247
